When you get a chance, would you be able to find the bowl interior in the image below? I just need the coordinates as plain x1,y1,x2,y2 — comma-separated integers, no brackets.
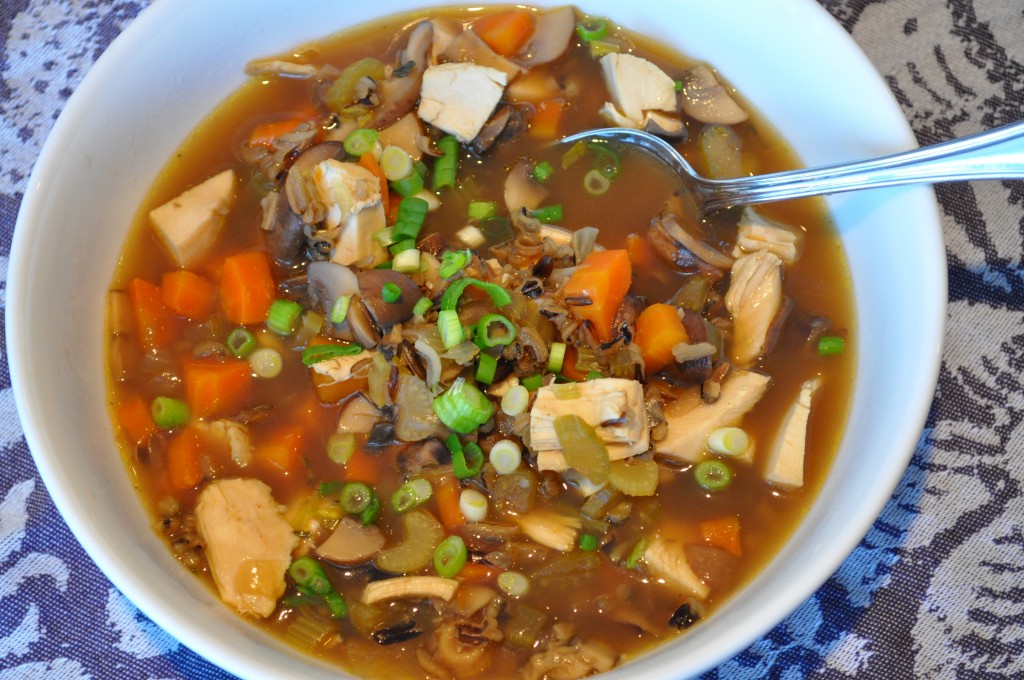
7,0,944,678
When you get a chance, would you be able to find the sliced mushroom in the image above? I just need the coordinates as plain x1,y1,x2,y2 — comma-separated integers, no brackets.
362,576,460,605
357,269,421,330
260,190,306,266
517,6,575,67
649,214,732,279
675,309,715,383
316,516,386,565
378,112,426,161
504,159,549,214
444,28,523,81
284,141,346,220
370,21,435,129
306,260,360,332
471,104,532,156
429,17,462,64
643,111,688,140
397,437,450,476
679,64,749,125
336,392,384,435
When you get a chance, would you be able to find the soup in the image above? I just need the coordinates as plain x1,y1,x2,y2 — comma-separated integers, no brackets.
105,5,854,678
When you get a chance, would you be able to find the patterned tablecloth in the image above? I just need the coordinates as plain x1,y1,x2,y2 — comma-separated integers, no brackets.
2,0,1022,678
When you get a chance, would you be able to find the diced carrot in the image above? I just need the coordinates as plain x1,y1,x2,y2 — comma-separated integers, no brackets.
312,372,369,404
562,249,632,343
700,516,742,557
472,10,535,57
634,303,690,374
342,449,380,485
184,359,253,419
219,251,276,325
128,278,176,350
386,190,402,224
529,99,565,139
560,345,589,382
161,269,215,319
167,426,205,491
625,232,659,270
117,395,157,445
247,116,307,148
360,152,389,217
435,474,465,531
256,424,305,472
456,562,502,585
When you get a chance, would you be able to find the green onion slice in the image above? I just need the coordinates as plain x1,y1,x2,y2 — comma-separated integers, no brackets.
818,335,846,356
446,433,485,478
583,168,611,195
579,533,599,551
330,295,351,324
546,342,567,373
521,374,543,392
532,160,554,183
468,200,499,220
432,135,460,191
301,342,364,365
151,396,189,429
500,384,530,417
475,352,498,385
391,478,433,513
694,459,733,492
388,238,416,256
413,296,433,317
226,328,256,358
625,536,649,569
587,142,621,179
343,128,380,157
497,570,530,597
382,282,402,303
584,370,604,381
529,204,563,224
437,309,464,349
249,347,283,379
489,439,522,475
434,378,494,434
288,555,348,619
475,314,517,348
266,299,304,335
433,535,468,578
391,196,429,242
327,432,356,464
575,16,609,42
439,249,470,279
390,171,425,198
440,277,512,312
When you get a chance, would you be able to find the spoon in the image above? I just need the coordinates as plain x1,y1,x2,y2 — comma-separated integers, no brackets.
560,120,1024,214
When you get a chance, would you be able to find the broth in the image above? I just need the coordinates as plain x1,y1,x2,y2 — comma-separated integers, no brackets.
106,6,854,679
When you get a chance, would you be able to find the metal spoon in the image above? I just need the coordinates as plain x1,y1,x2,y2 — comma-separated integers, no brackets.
560,120,1024,214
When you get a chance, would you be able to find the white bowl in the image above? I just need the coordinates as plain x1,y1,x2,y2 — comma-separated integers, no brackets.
7,0,945,678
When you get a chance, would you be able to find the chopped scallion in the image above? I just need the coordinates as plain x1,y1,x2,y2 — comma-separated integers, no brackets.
343,128,379,157
381,282,402,303
706,427,750,457
434,378,494,434
413,296,433,317
546,342,567,373
439,249,470,279
391,196,429,242
475,352,498,385
489,439,522,475
390,171,424,198
587,142,621,179
500,384,529,416
432,135,460,191
440,277,512,312
433,535,468,578
266,299,303,335
327,432,356,464
625,536,649,569
532,160,554,183
339,482,380,524
392,248,421,273
249,347,283,378
468,200,498,220
579,533,599,551
674,79,684,92
288,556,348,619
226,328,256,358
330,295,351,324
575,16,609,42
497,570,530,597
583,168,611,195
301,342,363,365
521,374,543,392
447,433,485,478
694,459,733,492
459,488,488,522
388,238,416,256
584,370,604,381
373,227,396,248
151,396,189,429
818,335,846,356
475,314,516,348
391,478,433,513
380,145,413,181
529,204,563,224
437,309,464,349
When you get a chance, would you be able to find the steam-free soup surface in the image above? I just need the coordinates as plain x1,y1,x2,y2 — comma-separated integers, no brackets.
107,5,854,679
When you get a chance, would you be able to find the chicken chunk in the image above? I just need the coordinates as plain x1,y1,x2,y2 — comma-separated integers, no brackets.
655,369,771,463
418,63,509,143
724,251,784,367
195,478,298,618
732,207,802,264
149,169,236,266
530,378,649,472
599,53,678,126
309,349,373,385
763,377,822,489
310,159,387,267
195,419,254,468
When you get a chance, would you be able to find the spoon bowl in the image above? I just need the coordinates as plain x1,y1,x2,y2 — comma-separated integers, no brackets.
562,121,1024,214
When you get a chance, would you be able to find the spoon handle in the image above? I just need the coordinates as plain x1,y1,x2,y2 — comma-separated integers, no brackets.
701,119,1024,211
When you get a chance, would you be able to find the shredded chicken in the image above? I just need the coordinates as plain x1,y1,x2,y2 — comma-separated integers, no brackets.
525,624,617,680
724,251,784,366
